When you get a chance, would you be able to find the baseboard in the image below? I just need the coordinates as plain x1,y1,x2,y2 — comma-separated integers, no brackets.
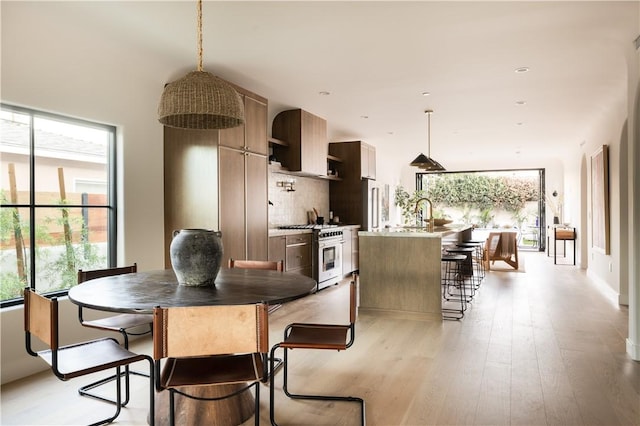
586,269,620,307
626,338,640,361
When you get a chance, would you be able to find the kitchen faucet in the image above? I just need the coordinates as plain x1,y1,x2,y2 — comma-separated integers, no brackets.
414,197,434,232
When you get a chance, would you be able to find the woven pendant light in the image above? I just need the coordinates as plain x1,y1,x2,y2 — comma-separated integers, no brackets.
410,110,445,172
158,0,244,129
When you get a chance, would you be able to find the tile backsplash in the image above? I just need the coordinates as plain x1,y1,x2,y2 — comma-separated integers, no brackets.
268,167,329,227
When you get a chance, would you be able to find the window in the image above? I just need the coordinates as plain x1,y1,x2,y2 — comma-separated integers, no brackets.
0,104,116,306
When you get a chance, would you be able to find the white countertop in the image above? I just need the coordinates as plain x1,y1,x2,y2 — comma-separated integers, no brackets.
359,223,472,238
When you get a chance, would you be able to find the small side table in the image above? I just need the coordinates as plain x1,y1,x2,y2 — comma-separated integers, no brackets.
553,226,576,265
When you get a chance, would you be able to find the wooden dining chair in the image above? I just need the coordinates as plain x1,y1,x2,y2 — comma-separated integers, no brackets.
228,259,284,314
152,303,269,426
269,275,365,426
24,287,155,426
77,264,153,405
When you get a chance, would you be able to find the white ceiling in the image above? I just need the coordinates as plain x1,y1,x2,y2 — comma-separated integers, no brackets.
28,1,640,171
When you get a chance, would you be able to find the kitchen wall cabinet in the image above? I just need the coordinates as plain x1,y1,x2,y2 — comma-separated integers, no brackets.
269,233,312,277
271,109,328,177
328,141,376,181
329,141,376,226
361,142,376,180
164,81,268,268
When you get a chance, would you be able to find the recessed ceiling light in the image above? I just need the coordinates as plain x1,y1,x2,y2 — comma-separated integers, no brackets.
515,67,530,73
360,115,369,119
318,91,330,96
421,91,431,96
515,100,527,105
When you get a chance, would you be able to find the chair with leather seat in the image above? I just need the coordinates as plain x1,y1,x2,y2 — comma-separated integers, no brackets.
228,259,284,314
24,287,155,426
152,303,269,426
269,275,365,426
77,264,153,404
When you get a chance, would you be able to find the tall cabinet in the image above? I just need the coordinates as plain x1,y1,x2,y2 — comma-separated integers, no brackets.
218,89,269,266
164,81,269,268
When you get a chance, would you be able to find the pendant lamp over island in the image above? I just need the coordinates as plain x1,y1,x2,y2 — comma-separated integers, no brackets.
158,0,244,130
410,110,445,172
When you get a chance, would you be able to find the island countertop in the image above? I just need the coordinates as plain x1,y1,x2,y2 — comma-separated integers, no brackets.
358,223,473,238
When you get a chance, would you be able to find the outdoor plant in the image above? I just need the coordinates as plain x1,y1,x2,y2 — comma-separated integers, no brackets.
394,186,428,225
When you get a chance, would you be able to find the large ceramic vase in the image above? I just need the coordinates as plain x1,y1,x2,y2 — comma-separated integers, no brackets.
170,229,223,286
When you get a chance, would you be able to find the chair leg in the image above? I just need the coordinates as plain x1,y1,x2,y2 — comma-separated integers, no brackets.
270,344,365,426
78,327,151,406
86,366,123,426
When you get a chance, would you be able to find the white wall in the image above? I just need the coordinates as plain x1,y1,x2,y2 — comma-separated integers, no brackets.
1,2,167,384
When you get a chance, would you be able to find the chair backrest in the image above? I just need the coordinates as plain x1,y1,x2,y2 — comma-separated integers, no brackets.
77,263,137,284
228,259,283,272
153,304,269,360
24,287,58,353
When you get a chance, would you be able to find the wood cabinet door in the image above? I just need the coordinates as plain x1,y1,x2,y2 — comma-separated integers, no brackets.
245,96,268,155
366,144,376,180
301,110,327,176
360,142,376,179
268,236,286,265
245,152,268,260
218,146,246,266
218,96,246,151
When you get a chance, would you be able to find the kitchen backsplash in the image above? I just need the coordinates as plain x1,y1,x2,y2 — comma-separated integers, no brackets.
268,167,329,227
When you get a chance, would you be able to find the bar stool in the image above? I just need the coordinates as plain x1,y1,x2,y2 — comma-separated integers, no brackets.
457,241,485,282
445,247,478,299
441,254,467,320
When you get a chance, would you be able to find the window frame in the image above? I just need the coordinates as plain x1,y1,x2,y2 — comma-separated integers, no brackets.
0,103,117,307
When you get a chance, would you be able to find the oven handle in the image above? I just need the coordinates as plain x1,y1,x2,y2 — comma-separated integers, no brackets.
318,239,344,248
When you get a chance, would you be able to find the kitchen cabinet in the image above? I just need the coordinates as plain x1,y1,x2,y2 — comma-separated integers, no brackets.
220,93,268,155
329,141,376,226
163,80,268,269
361,142,376,180
328,141,376,181
269,233,312,277
342,226,360,276
218,88,268,266
271,109,328,177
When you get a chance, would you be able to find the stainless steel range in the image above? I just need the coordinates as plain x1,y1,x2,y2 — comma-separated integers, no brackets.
278,225,345,291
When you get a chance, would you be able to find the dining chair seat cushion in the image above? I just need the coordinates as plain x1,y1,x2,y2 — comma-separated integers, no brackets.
280,323,351,350
160,353,265,388
37,337,147,379
82,313,154,332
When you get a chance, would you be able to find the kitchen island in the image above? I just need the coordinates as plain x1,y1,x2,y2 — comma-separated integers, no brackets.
358,224,472,320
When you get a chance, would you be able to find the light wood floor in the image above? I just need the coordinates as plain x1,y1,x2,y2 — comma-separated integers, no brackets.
2,251,639,425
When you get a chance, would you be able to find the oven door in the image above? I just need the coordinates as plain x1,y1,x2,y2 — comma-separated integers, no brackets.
318,239,343,284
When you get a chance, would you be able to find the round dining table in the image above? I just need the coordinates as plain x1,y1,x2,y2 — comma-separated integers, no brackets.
68,267,317,314
68,267,317,426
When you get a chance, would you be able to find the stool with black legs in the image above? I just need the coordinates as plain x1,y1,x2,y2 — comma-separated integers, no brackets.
456,241,485,283
441,254,468,320
446,246,478,300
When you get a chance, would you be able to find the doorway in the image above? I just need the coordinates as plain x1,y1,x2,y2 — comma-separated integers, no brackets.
416,168,546,252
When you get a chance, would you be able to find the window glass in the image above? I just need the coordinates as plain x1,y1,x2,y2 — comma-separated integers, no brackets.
0,105,115,306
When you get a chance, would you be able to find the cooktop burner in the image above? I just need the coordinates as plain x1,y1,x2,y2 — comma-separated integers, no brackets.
278,224,340,230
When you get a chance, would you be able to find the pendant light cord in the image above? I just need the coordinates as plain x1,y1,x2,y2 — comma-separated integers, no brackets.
196,0,203,72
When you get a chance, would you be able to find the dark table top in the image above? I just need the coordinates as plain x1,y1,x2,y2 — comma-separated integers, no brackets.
68,268,317,314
